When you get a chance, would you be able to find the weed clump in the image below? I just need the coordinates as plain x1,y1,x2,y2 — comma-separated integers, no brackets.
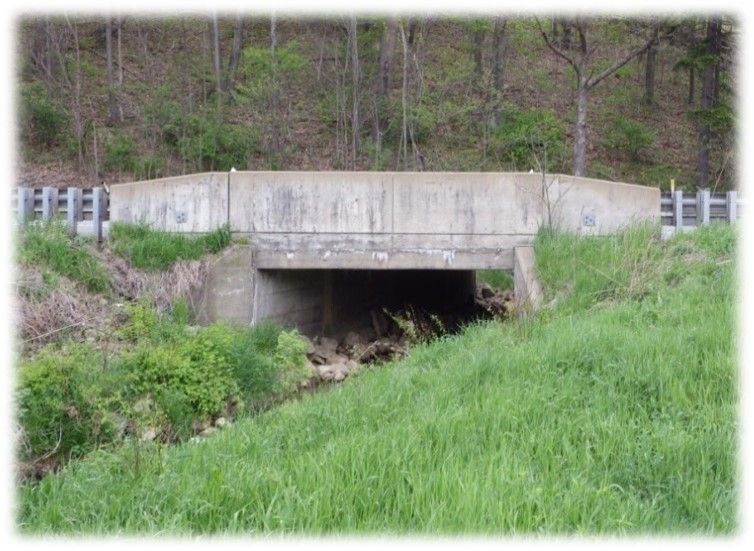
109,222,232,271
18,220,110,293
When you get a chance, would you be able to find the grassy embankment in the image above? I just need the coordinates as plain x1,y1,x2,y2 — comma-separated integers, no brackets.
18,223,737,535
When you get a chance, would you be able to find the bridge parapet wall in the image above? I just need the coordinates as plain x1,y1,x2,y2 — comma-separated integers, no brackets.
110,171,659,270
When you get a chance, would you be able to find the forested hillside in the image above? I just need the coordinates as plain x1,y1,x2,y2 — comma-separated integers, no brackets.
16,15,736,190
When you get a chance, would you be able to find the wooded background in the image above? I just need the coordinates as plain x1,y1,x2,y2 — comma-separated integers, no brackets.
16,15,736,191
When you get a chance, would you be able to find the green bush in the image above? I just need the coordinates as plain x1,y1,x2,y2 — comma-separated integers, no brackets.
104,132,137,173
16,344,124,463
605,115,655,161
18,220,110,293
109,222,232,271
490,106,565,170
124,333,240,420
273,330,310,394
177,114,259,171
20,82,69,147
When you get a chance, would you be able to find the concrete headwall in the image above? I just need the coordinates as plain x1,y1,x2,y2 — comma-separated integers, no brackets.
110,171,660,271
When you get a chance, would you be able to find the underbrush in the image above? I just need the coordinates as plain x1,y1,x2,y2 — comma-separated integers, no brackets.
15,301,309,478
17,219,110,293
476,269,514,290
17,224,737,533
109,222,231,270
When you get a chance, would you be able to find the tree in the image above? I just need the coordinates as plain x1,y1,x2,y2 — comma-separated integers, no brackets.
209,13,222,109
224,15,244,92
374,17,397,139
537,17,659,176
697,16,721,189
349,16,360,165
643,32,658,105
492,17,508,94
105,17,120,125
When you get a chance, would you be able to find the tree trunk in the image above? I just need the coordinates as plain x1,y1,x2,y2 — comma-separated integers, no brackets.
349,16,360,167
106,18,119,125
643,40,657,105
117,16,124,122
399,21,408,170
492,17,508,93
472,25,484,78
561,20,571,50
688,66,695,104
572,76,588,177
697,17,718,189
374,17,396,139
269,14,281,158
209,14,222,108
224,15,244,92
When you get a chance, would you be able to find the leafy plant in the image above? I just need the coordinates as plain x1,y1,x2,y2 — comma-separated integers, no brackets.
20,82,69,148
605,115,655,161
490,106,565,170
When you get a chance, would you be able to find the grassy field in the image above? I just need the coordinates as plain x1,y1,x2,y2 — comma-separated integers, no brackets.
17,224,737,535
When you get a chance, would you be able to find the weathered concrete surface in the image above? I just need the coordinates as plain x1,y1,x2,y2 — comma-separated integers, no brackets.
543,174,660,234
110,172,228,232
111,171,659,330
513,246,543,317
193,245,253,326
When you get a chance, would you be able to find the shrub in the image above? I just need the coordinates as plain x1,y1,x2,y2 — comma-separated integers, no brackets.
490,106,565,170
177,115,258,171
605,115,655,161
109,222,232,271
273,330,310,394
123,327,240,420
20,82,69,147
18,220,110,293
104,132,137,173
16,343,124,463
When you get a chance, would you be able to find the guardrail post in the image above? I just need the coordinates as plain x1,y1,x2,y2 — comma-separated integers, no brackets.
727,190,737,223
673,189,683,230
17,187,33,224
92,187,104,242
698,189,710,226
42,186,58,221
67,187,79,236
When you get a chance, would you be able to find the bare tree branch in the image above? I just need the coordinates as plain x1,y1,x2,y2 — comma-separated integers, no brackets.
535,17,578,73
586,22,659,89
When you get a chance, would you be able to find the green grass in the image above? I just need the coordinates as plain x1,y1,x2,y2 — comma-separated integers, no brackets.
18,219,110,293
17,224,737,534
476,269,514,289
109,222,232,270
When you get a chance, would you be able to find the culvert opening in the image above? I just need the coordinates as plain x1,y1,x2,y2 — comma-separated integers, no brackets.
253,268,514,364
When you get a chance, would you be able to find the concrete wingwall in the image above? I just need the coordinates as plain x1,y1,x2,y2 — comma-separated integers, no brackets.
110,171,659,270
110,172,229,232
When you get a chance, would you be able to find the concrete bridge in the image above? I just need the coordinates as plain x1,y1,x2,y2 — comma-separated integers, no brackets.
111,171,659,334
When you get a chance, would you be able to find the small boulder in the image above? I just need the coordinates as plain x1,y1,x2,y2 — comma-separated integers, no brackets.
215,417,228,428
141,428,157,441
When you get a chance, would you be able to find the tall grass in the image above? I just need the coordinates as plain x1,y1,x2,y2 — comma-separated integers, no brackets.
476,269,514,289
109,222,231,270
17,224,737,534
18,219,110,293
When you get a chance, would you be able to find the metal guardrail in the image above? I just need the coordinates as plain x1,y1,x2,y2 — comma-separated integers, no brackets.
12,186,109,241
660,190,741,228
